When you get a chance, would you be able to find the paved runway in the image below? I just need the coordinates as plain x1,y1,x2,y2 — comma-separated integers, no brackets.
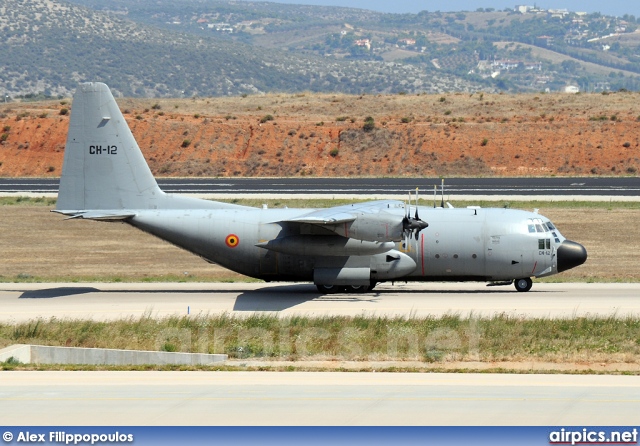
2,177,639,199
1,282,639,321
1,371,639,425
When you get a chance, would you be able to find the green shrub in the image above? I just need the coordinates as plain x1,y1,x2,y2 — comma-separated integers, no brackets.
363,116,375,132
260,114,274,123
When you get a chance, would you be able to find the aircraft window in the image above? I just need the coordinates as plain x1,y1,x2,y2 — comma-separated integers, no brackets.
547,222,556,230
535,224,544,233
546,239,551,249
538,239,545,249
528,223,536,233
555,238,560,243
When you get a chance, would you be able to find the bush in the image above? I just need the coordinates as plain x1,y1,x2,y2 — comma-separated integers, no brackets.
260,114,274,123
181,139,191,148
329,148,339,157
401,116,413,123
59,108,68,116
481,138,489,146
363,116,375,132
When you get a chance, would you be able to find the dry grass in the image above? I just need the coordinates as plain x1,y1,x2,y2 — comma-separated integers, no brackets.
2,313,639,367
0,199,638,282
111,89,640,122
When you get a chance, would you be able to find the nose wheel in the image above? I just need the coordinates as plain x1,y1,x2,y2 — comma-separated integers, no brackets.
514,277,533,292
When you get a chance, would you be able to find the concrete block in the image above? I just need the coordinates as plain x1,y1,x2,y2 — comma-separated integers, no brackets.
0,344,226,366
0,344,31,363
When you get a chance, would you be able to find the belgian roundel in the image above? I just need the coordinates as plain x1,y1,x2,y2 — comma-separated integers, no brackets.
225,234,239,248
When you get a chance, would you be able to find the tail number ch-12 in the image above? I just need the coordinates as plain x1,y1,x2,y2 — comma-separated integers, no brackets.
89,145,117,155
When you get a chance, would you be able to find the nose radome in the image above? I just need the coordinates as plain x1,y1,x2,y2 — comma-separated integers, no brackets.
557,240,587,272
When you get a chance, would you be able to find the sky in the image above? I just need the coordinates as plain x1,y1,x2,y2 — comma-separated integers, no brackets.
260,1,640,18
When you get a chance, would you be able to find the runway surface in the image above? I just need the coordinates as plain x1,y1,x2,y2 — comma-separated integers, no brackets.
1,371,639,425
1,177,639,200
1,282,639,322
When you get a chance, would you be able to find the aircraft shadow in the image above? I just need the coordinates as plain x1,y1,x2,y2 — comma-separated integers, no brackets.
19,287,100,299
233,284,384,312
233,284,328,311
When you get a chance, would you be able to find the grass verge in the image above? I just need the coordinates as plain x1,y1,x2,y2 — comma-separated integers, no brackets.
2,313,639,373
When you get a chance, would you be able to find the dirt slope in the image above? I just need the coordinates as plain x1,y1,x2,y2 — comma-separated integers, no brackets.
1,92,639,177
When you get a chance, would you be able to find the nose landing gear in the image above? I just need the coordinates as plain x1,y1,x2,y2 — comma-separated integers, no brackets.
514,277,533,292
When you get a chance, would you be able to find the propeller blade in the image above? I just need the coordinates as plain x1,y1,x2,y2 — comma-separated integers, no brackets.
414,187,419,220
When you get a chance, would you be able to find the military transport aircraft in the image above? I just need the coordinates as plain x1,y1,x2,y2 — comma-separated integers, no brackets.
54,82,587,293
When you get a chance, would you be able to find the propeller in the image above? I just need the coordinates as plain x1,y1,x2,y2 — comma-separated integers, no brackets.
403,188,429,243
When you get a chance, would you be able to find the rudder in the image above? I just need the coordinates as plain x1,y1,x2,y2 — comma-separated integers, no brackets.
56,82,164,212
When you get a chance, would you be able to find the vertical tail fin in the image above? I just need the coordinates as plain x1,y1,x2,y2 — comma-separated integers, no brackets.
56,82,164,212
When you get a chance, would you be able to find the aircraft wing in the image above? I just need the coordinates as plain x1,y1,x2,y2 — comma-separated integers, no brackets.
279,200,406,243
283,211,356,225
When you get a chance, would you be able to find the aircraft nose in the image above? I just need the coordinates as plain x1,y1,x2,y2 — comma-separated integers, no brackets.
557,240,587,272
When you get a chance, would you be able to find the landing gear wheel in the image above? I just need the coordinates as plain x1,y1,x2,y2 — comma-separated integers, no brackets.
316,284,345,294
514,277,533,292
345,285,369,293
369,281,378,291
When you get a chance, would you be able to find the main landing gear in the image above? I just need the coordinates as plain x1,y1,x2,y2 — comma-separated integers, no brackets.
514,277,533,292
316,282,377,294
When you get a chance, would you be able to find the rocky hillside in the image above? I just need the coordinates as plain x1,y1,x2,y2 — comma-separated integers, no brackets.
0,91,639,177
0,0,486,98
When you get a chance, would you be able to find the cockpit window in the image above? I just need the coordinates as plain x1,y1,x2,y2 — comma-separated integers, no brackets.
528,218,552,233
546,222,556,230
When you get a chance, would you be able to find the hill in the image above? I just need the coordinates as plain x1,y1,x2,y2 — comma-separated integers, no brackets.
1,91,638,178
3,0,640,99
0,0,485,98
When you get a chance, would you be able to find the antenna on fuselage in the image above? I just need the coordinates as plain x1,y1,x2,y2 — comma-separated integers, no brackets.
440,178,445,208
433,184,437,208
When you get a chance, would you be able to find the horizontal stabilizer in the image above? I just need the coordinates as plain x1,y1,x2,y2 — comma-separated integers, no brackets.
52,210,136,221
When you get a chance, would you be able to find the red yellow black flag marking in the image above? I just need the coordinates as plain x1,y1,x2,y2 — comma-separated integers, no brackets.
225,234,239,248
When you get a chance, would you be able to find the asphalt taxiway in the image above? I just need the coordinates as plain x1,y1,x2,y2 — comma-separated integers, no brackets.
1,282,639,322
1,371,639,425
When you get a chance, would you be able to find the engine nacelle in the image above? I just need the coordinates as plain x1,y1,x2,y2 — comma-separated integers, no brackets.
332,212,404,243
